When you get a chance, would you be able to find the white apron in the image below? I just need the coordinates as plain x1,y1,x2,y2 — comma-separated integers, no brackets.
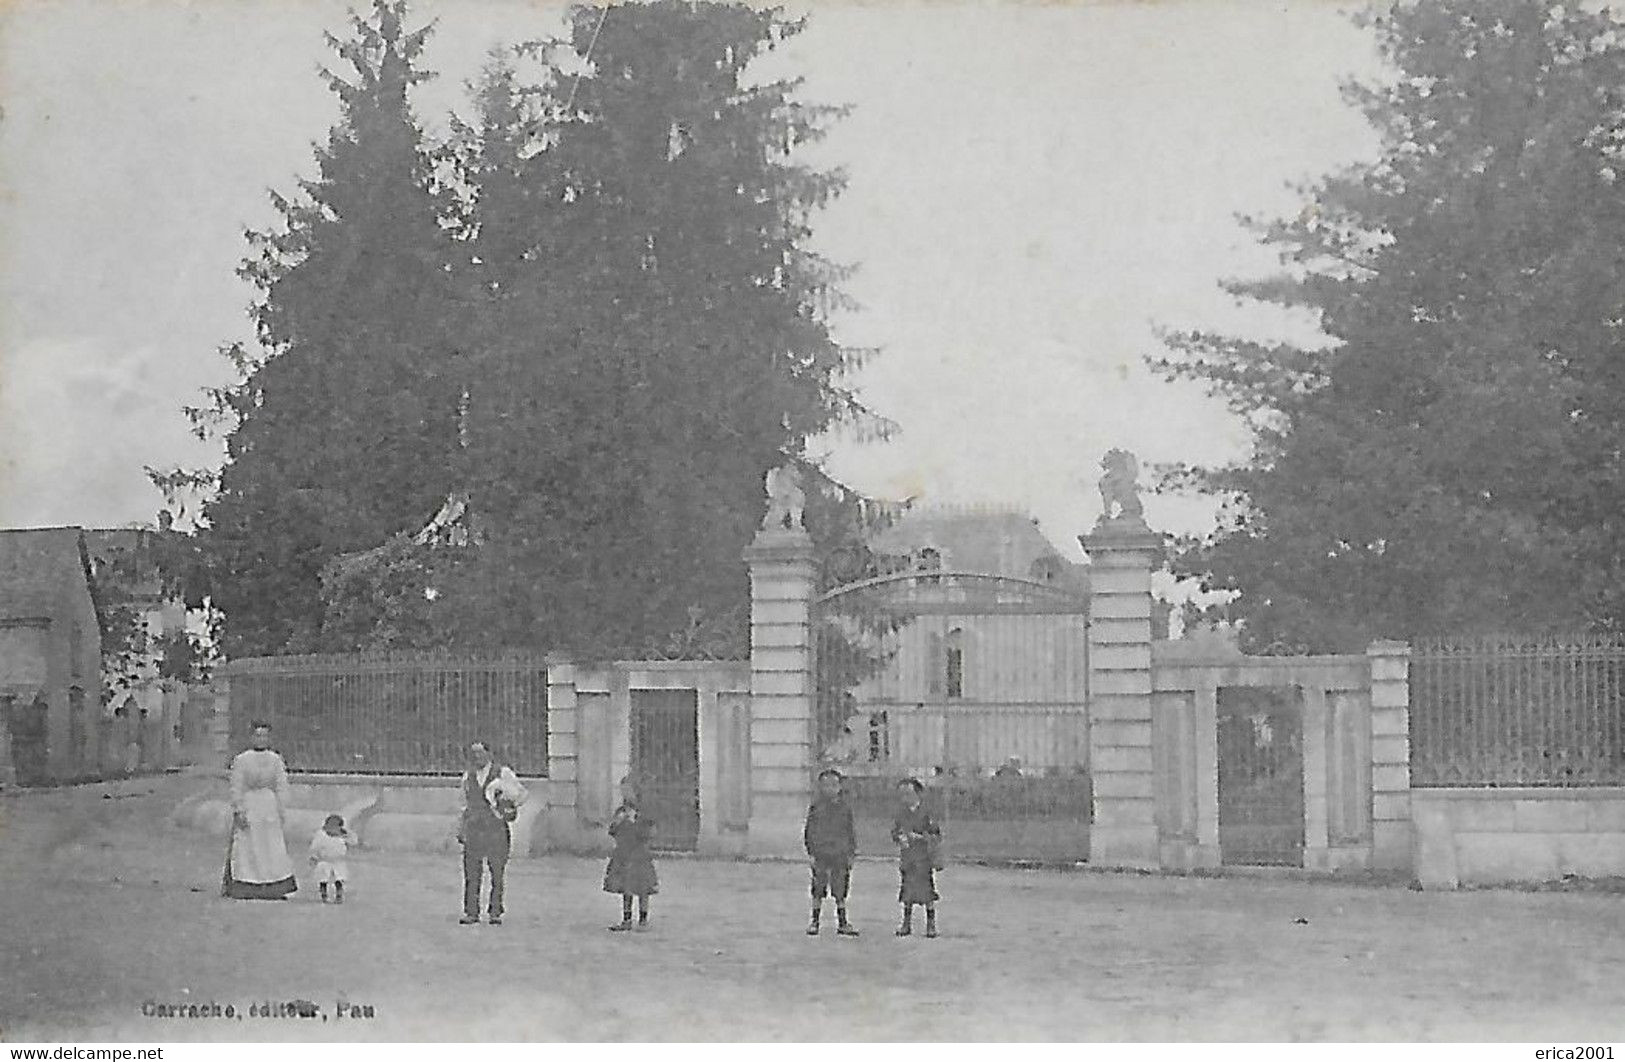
225,748,296,898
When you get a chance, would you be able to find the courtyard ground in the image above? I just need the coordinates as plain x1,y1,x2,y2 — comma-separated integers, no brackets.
2,771,1623,1042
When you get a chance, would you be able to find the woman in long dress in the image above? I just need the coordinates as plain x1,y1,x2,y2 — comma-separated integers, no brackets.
222,721,297,899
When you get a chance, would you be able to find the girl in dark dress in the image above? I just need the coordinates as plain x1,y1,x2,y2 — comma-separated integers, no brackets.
603,776,658,931
891,777,942,937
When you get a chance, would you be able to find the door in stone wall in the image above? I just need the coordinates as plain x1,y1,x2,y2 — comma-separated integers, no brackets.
630,688,701,851
1216,686,1305,866
5,695,49,786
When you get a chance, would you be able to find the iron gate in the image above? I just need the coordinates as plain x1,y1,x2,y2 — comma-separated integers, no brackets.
630,688,701,852
1216,686,1305,866
813,569,1091,863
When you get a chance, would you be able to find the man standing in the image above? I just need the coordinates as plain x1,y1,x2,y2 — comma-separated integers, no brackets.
457,740,527,925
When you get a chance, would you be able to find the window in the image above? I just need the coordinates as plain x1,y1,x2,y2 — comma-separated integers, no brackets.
945,629,965,700
926,632,944,697
915,547,942,586
867,711,889,762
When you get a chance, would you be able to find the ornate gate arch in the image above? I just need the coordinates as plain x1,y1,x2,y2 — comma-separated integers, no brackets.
812,566,1092,863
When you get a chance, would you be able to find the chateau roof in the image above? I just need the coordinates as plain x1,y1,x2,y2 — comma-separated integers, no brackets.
870,504,1086,588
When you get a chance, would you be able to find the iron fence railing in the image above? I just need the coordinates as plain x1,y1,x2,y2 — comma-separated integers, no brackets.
842,764,1092,864
811,570,1092,862
829,703,1092,863
221,651,550,776
1410,634,1625,787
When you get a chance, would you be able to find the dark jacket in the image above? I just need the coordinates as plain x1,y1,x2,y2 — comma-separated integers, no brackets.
608,803,656,854
603,802,658,896
804,795,858,862
891,804,941,867
460,764,513,841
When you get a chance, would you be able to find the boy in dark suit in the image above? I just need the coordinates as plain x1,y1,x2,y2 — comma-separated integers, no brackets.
804,768,860,936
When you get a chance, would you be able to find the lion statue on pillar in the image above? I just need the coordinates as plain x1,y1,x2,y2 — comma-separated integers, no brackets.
1098,448,1145,523
763,463,806,531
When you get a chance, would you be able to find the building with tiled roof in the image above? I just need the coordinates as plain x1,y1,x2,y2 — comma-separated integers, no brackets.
0,528,102,785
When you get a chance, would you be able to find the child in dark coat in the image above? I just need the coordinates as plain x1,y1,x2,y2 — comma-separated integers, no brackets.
891,777,942,937
604,776,658,931
803,768,860,936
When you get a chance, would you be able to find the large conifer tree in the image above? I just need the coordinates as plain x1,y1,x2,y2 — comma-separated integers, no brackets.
447,2,885,653
185,0,461,657
163,1,886,658
1155,0,1625,650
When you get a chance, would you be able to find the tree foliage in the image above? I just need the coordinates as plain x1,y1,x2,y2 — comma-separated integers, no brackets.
93,568,153,708
161,1,465,658
91,535,212,704
420,2,886,655
1154,0,1625,651
159,1,888,658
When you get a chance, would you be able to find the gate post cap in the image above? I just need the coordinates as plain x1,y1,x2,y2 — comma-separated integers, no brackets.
744,529,814,563
1078,524,1165,555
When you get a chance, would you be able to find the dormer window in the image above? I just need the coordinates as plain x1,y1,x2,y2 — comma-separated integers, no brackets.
1029,556,1062,583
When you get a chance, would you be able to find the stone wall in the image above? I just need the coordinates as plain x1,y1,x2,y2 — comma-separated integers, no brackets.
170,771,553,858
1412,787,1625,888
1150,641,1375,873
197,453,1625,888
182,655,759,860
546,658,751,856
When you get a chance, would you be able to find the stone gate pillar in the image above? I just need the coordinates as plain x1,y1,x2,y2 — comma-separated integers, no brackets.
544,654,582,849
741,465,817,857
1367,640,1412,871
1081,450,1166,868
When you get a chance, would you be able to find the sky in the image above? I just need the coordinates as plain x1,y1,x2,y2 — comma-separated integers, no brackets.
0,0,1385,559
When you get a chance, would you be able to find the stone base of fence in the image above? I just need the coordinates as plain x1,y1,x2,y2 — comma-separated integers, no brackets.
742,795,810,860
540,804,612,855
171,770,756,860
171,772,578,859
1157,839,1219,871
1412,787,1625,889
1303,846,1371,873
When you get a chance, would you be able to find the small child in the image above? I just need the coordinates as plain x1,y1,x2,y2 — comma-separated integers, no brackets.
603,776,658,931
891,778,941,937
803,767,859,936
308,813,350,904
